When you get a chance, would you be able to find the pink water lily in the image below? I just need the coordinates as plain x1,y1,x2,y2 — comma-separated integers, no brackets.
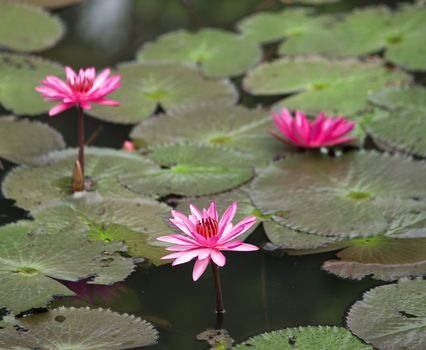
36,66,121,116
122,140,135,152
157,202,258,281
271,108,356,148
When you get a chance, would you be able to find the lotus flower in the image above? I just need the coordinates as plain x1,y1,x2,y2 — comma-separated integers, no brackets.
157,202,258,281
36,66,121,116
271,108,356,148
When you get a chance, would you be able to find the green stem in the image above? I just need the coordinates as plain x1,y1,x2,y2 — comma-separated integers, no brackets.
211,263,225,314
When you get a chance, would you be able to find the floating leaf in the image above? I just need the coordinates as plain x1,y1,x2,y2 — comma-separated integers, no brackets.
136,28,262,78
197,329,234,349
0,53,64,115
250,151,426,237
87,62,238,124
0,116,65,165
120,143,254,196
0,307,158,349
130,105,289,164
2,147,154,211
243,57,410,116
31,195,171,266
347,279,426,350
0,223,134,313
366,87,426,157
237,8,331,44
0,0,64,52
234,326,373,349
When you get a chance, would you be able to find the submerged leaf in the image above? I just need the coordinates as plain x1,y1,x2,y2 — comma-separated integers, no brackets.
250,151,426,237
2,147,154,211
137,28,262,77
347,279,426,350
0,307,158,349
87,62,238,124
0,223,134,313
0,116,65,165
0,0,64,52
234,326,373,349
120,143,254,196
243,57,410,116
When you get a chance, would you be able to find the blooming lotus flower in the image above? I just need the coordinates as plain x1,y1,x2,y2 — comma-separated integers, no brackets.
271,108,356,148
157,202,258,281
36,66,121,116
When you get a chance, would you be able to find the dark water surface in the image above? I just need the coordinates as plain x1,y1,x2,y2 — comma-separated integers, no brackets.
0,0,415,348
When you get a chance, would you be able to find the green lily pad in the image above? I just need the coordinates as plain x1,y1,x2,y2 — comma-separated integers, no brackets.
243,56,410,116
130,105,289,164
120,143,254,196
31,195,171,266
233,326,373,349
175,187,265,240
0,53,64,115
0,223,134,313
87,62,238,124
250,151,426,237
0,307,158,349
347,279,426,350
0,0,64,52
366,87,426,157
278,5,426,71
2,147,154,211
237,8,332,44
136,28,262,78
0,116,65,165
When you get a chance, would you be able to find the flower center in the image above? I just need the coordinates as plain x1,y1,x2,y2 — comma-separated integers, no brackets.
68,76,94,93
196,217,219,239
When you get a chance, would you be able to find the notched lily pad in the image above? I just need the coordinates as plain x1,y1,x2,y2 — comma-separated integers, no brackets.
87,62,238,124
120,143,254,196
0,307,158,349
31,195,171,266
243,56,410,116
130,104,289,164
0,223,134,313
136,28,262,78
0,0,64,52
0,116,65,165
237,7,332,44
234,326,373,349
347,279,426,350
250,151,426,238
366,87,426,157
0,53,64,115
2,147,155,211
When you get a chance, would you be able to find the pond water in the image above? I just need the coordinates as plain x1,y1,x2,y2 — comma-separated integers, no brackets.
0,0,423,349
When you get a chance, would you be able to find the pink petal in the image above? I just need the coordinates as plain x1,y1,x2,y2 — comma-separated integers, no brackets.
65,66,77,84
192,258,210,281
219,242,259,251
189,204,203,221
95,99,120,106
210,250,226,267
172,249,203,265
219,216,256,243
218,202,237,236
48,103,75,116
156,234,199,246
207,201,218,221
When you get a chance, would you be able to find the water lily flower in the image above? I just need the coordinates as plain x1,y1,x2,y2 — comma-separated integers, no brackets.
122,140,135,152
157,202,258,282
271,108,356,148
36,66,121,116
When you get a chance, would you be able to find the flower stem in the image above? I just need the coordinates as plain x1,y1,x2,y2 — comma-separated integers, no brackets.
211,263,225,314
77,107,85,178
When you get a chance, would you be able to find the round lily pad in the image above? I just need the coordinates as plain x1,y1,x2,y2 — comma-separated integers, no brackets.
31,195,171,266
0,0,64,52
0,223,134,313
0,116,65,165
87,62,238,124
130,105,289,164
366,87,426,157
237,8,332,44
2,147,154,211
347,279,426,350
120,143,254,196
0,307,158,349
243,56,410,116
234,326,373,349
250,151,426,238
136,28,262,78
0,53,64,115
